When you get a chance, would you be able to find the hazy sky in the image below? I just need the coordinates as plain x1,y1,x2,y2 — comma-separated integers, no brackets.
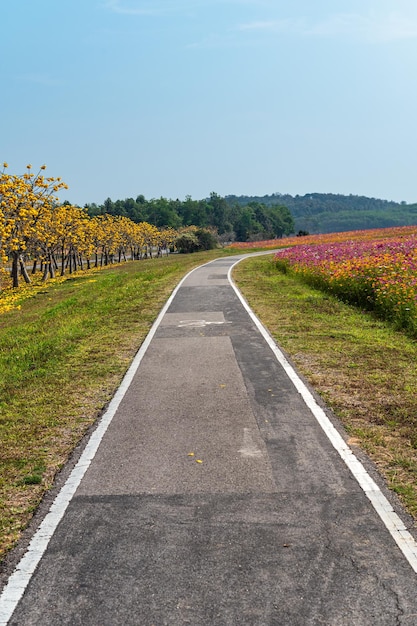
2,0,417,205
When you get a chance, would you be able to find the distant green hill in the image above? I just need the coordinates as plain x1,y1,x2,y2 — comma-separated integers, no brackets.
225,193,417,234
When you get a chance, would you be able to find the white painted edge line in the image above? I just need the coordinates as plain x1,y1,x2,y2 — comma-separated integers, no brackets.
228,255,417,574
0,259,218,626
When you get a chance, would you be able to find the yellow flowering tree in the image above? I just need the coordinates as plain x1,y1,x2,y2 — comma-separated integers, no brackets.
158,227,177,255
0,164,68,287
137,222,160,258
73,209,96,271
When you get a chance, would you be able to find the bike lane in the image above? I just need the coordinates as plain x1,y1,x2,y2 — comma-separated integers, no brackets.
2,255,417,625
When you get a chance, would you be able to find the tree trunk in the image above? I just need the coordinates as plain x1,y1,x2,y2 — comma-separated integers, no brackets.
61,245,66,276
42,263,49,281
19,255,31,284
49,255,55,279
11,252,19,288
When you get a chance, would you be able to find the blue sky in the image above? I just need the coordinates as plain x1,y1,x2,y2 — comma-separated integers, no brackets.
2,0,417,205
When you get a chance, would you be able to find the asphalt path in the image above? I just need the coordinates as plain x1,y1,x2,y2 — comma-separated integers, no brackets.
2,254,417,625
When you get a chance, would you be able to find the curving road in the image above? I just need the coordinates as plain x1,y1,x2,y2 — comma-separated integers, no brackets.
2,254,417,625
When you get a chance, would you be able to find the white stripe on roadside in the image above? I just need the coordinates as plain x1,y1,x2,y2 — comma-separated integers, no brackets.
228,256,417,574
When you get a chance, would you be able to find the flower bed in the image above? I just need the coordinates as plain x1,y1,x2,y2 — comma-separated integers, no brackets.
273,227,417,337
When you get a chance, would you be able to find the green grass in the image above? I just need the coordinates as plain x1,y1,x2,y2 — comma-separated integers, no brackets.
233,255,417,519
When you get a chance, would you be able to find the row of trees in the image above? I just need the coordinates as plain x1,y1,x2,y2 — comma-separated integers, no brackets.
1,165,213,290
86,193,295,241
0,164,296,290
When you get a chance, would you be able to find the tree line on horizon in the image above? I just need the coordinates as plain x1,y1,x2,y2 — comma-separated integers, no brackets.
85,191,417,238
85,192,295,242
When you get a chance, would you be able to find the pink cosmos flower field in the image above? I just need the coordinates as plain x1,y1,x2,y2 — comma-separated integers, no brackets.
269,226,417,336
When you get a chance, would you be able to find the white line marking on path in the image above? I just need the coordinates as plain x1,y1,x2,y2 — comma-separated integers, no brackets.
228,255,417,574
239,428,263,458
0,260,219,626
178,319,232,327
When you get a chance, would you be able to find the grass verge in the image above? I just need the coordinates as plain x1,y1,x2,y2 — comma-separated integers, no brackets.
233,255,417,519
0,249,236,562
